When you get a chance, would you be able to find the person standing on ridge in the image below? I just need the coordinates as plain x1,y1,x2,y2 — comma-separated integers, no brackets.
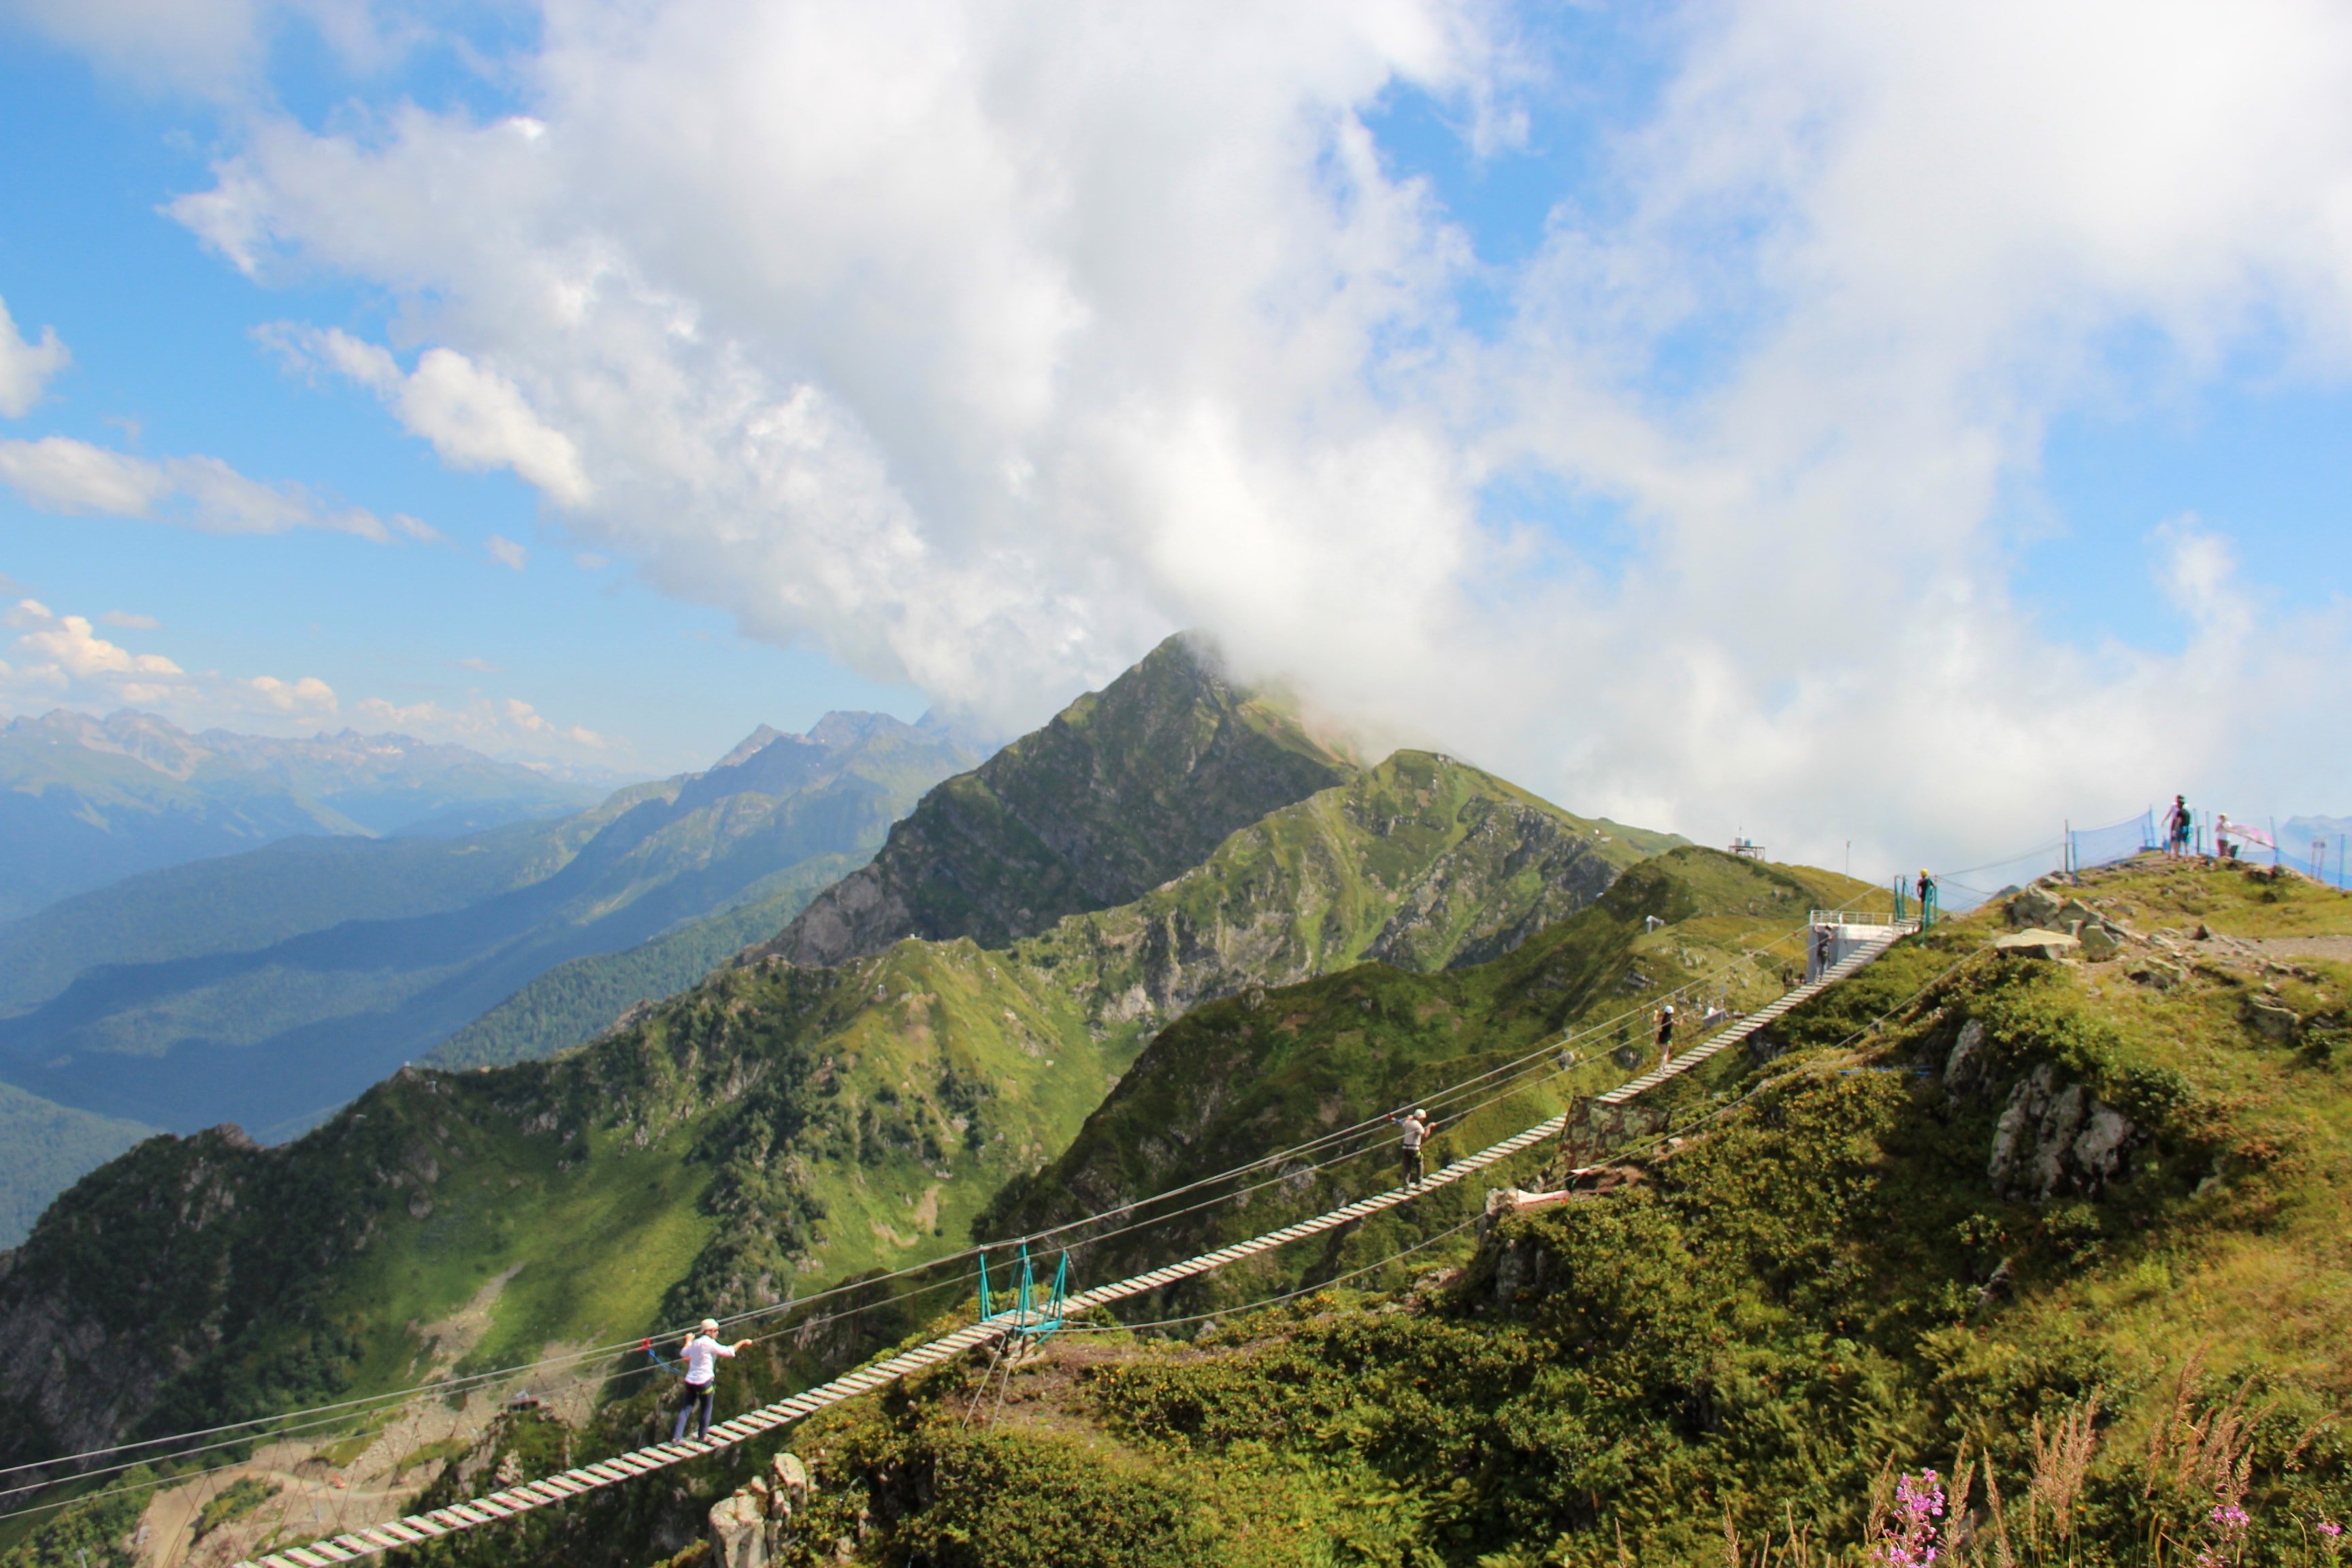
671,1318,749,1443
2168,796,2192,858
1390,1108,1431,1188
1654,1002,1678,1067
1915,869,1936,924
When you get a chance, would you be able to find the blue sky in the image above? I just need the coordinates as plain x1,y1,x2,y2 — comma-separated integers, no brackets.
0,26,921,774
1,0,2345,870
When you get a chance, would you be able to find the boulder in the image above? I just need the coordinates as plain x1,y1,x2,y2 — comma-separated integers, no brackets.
2078,924,2123,962
2127,957,2187,990
1995,928,2080,960
1987,1063,2136,1200
2247,998,2300,1042
2009,885,2063,928
2055,900,2100,934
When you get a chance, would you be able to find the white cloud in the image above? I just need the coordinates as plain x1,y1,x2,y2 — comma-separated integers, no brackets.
0,296,71,418
264,327,592,505
0,434,415,540
350,692,606,757
3,0,424,99
484,533,527,570
246,672,340,713
100,610,161,630
0,596,331,719
108,0,2352,869
0,596,612,763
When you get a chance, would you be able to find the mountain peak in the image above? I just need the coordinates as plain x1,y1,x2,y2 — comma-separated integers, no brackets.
762,634,1356,966
713,724,789,770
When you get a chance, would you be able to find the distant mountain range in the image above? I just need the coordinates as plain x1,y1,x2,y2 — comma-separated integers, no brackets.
0,709,620,921
0,712,980,1235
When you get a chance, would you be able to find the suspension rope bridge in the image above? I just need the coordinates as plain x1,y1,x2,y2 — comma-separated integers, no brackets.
232,927,1907,1568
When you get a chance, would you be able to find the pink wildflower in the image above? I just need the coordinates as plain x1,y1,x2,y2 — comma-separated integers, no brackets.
1871,1471,1946,1568
2210,1504,2251,1534
2321,1520,2345,1540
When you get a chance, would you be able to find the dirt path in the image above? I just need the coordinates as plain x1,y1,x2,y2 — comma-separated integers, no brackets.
2244,934,2352,964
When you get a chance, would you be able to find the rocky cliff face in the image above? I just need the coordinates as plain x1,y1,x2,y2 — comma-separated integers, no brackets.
762,634,1354,966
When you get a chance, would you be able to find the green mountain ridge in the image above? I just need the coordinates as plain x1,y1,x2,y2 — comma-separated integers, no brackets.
0,755,1681,1531
0,715,977,1139
765,634,1355,966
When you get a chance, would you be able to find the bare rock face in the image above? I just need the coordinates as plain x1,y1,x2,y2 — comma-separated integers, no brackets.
1944,1019,1989,1094
1987,1063,2135,1200
708,1452,813,1568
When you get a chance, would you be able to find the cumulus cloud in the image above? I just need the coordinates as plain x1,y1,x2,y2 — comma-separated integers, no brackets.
99,610,162,630
0,595,319,717
0,296,71,418
0,434,431,540
484,533,527,570
263,327,592,504
110,0,2352,868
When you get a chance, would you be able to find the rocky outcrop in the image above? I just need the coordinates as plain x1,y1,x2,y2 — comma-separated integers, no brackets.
1995,928,2081,960
708,1452,812,1568
1987,1063,2135,1201
2005,886,2135,962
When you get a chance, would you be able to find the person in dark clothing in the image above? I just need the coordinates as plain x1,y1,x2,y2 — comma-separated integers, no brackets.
2168,796,2193,858
1654,1003,1678,1066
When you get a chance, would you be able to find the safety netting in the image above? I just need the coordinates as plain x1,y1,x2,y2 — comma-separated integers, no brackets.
1936,811,2350,906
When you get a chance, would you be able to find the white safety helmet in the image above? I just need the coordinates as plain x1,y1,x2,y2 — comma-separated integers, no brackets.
699,1318,719,1333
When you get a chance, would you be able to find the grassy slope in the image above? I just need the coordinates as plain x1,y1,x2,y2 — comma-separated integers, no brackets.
1006,749,1685,1035
982,846,1863,1298
755,858,2352,1568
